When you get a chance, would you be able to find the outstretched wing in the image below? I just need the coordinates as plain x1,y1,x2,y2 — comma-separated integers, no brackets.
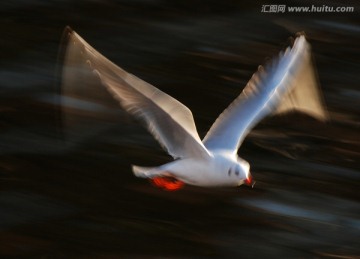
61,27,210,159
203,35,328,153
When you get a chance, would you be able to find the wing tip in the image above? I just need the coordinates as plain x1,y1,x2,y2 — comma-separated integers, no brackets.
64,25,74,34
61,26,75,43
295,31,307,38
56,25,77,86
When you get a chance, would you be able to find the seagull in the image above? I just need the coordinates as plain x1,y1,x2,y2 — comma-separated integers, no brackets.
61,27,328,191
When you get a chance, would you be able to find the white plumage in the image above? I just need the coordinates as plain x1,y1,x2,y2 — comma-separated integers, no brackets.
61,27,328,189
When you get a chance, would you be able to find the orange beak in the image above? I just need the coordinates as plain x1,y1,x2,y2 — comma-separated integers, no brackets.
244,172,255,188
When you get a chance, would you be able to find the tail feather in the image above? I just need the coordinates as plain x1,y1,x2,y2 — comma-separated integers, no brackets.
132,165,170,178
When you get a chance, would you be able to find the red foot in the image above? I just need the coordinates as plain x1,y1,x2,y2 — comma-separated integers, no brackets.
150,176,185,191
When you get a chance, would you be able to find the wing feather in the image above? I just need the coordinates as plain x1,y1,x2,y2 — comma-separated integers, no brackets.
203,35,328,152
61,27,210,159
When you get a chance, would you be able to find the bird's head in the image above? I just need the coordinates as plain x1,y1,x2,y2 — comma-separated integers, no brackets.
230,158,255,188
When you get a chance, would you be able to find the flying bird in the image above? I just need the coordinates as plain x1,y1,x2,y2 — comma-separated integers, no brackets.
60,27,328,191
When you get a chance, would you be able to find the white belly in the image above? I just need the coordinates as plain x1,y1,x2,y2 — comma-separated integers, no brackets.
164,157,236,187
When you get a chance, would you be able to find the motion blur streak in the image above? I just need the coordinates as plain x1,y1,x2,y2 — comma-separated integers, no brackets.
0,0,358,258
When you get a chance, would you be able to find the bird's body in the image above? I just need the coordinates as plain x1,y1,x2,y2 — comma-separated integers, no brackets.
60,27,328,190
133,151,250,187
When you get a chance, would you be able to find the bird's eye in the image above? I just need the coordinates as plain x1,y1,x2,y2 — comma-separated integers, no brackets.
234,164,242,176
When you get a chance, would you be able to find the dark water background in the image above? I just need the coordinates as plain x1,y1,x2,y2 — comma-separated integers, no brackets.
0,1,359,258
